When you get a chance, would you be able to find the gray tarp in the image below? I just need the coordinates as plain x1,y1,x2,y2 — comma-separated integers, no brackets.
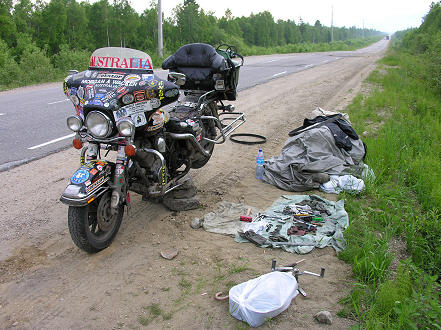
262,125,366,191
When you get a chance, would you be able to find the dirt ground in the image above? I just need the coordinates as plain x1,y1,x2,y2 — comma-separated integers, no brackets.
0,42,387,329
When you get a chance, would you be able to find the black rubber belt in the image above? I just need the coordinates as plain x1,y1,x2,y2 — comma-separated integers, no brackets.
229,133,267,145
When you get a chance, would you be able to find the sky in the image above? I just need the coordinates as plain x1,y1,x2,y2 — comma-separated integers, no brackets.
128,0,434,33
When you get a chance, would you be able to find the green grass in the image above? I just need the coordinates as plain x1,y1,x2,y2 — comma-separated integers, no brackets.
228,264,252,274
178,277,192,290
337,43,441,327
195,277,206,294
138,303,174,326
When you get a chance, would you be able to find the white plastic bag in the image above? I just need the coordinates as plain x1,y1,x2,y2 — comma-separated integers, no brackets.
320,174,365,194
229,272,298,327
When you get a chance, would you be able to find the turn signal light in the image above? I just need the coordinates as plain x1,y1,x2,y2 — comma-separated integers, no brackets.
124,144,136,157
73,138,83,149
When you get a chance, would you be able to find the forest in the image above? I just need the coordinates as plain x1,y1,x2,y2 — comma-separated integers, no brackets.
0,0,382,90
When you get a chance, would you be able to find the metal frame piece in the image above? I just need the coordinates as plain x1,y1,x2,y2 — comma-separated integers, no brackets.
165,132,211,157
201,112,246,143
60,186,109,207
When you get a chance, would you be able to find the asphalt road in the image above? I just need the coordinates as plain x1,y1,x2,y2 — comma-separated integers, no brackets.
0,40,388,171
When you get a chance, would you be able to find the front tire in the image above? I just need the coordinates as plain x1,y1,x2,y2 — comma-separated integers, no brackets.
68,192,124,253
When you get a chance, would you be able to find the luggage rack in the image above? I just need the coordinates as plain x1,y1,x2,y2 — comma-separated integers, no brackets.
201,111,246,144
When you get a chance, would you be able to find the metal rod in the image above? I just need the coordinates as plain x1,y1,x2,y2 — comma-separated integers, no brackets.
157,0,163,57
166,132,211,157
271,242,315,247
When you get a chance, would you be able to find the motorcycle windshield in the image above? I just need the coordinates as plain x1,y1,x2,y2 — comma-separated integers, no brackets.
89,47,153,72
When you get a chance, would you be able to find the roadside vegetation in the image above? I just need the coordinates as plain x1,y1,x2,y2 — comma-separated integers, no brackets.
0,0,382,91
338,2,441,328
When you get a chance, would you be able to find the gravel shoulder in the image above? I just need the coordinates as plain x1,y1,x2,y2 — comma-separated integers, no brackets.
0,43,387,329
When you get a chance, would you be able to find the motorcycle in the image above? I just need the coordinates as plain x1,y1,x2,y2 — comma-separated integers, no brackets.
60,43,245,253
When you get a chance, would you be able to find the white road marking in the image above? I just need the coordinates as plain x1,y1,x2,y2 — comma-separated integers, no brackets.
28,133,75,150
305,64,314,68
48,98,69,105
273,71,287,77
322,60,329,63
265,59,278,63
0,113,5,116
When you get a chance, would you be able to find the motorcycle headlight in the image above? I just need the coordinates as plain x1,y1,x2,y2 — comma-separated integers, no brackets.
67,115,83,132
85,111,113,138
117,118,135,137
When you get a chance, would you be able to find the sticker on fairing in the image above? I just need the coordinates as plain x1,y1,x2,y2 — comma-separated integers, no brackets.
148,80,158,87
86,176,109,193
147,110,165,132
113,101,152,120
165,88,179,98
77,86,85,99
96,73,124,80
142,74,154,81
71,169,90,184
131,112,147,127
150,98,161,108
124,74,141,82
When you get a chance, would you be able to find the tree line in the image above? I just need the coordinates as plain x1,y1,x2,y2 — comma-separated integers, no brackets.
0,0,382,89
1,0,382,55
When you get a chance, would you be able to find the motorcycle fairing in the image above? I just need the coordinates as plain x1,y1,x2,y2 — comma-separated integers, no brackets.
60,160,113,206
65,71,179,115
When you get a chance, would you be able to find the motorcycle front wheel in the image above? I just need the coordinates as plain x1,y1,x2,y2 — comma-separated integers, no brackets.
68,191,124,253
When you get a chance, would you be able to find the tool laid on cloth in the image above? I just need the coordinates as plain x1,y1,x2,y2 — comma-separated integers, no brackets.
287,227,306,236
238,230,315,247
272,241,315,247
239,208,253,222
271,258,325,297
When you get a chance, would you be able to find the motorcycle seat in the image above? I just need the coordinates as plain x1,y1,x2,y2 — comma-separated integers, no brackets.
162,43,228,88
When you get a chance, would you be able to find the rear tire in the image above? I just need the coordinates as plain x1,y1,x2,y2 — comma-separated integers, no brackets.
68,192,124,253
191,101,217,169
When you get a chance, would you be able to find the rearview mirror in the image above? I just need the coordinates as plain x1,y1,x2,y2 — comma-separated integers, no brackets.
168,72,186,86
68,70,79,76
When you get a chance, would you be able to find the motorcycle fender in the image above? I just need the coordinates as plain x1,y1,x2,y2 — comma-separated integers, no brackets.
60,160,113,207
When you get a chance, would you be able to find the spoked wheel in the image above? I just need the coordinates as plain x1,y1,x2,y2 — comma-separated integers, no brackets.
68,191,124,253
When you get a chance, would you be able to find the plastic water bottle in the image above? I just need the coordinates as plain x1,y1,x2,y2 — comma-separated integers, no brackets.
256,148,265,180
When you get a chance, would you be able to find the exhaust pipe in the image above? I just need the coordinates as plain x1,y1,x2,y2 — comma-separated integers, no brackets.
165,132,211,157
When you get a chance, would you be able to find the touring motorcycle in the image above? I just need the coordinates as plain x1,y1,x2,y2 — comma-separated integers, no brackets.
60,43,245,252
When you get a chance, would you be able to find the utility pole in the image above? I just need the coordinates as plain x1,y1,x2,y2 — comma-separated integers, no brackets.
158,0,163,57
331,5,334,42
